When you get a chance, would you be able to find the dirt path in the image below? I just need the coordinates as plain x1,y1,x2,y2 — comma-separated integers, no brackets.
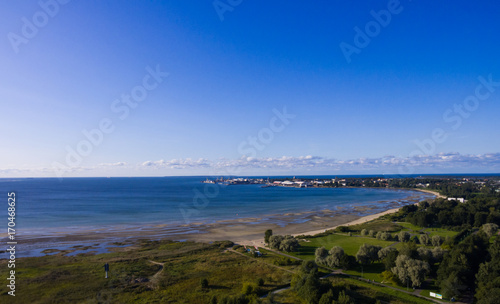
260,247,302,261
148,260,165,287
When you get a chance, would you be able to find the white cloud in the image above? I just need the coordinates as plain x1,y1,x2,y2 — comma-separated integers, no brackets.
138,152,500,171
1,153,499,177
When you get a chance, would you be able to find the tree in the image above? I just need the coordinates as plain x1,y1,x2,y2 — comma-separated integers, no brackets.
381,270,400,285
440,275,462,299
475,212,489,227
419,200,430,209
475,238,500,303
257,278,264,286
337,290,354,304
391,255,430,288
301,260,318,275
241,282,256,295
378,246,397,260
379,247,398,270
419,234,430,246
291,261,321,303
380,231,391,241
361,229,368,236
481,223,499,237
209,295,217,304
269,235,284,250
369,230,376,238
399,241,418,259
315,247,328,265
398,231,411,242
337,226,349,233
356,243,382,265
340,254,357,270
326,246,344,268
319,289,334,304
431,235,443,247
385,252,399,271
279,235,300,252
201,278,209,289
264,229,273,244
437,234,489,297
417,247,432,263
431,247,444,263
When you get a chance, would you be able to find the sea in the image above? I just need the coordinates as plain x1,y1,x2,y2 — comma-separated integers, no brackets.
0,176,434,256
1,176,436,232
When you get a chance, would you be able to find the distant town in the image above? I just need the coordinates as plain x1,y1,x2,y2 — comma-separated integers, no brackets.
202,175,500,193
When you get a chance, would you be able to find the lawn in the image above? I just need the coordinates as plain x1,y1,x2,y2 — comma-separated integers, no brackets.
344,262,386,282
396,222,423,232
396,222,458,239
290,233,396,259
424,227,458,238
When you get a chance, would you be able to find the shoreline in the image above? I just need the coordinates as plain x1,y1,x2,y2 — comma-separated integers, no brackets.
230,189,439,247
412,188,446,198
9,188,436,257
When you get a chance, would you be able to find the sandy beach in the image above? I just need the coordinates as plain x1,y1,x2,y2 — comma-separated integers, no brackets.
220,188,441,247
11,189,437,257
413,188,446,198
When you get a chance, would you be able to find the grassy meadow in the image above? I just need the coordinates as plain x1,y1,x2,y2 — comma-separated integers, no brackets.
0,217,459,303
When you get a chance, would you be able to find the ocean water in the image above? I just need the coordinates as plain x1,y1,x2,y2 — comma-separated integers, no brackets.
0,177,432,235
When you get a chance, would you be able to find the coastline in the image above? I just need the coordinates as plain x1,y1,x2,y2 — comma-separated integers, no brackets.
221,189,438,247
11,188,436,257
412,188,446,198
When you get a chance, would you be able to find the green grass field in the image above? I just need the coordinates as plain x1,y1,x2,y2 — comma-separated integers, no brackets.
291,233,396,259
344,262,386,282
396,222,423,232
397,222,458,238
0,217,460,303
423,227,458,238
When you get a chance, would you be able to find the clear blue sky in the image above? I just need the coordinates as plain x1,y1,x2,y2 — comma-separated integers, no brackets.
1,0,500,177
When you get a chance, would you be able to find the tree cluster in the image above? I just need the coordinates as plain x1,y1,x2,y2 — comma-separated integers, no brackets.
291,261,355,304
315,246,356,269
268,235,300,252
400,197,500,229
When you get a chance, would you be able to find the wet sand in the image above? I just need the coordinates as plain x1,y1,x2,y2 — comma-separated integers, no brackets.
4,189,437,257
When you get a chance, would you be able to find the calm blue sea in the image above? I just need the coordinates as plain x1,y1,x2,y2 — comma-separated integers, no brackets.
0,177,432,235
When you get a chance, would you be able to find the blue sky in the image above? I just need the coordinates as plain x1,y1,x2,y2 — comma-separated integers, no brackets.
1,0,500,177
